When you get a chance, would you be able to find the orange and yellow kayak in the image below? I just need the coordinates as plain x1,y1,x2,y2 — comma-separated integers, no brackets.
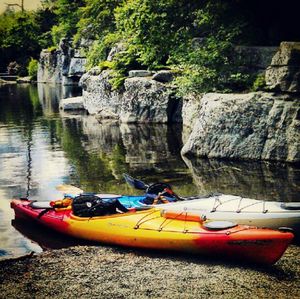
11,199,293,264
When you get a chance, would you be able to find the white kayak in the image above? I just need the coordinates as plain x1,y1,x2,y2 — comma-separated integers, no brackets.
159,194,300,233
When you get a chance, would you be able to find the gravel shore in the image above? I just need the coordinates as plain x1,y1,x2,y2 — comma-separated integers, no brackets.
0,244,299,299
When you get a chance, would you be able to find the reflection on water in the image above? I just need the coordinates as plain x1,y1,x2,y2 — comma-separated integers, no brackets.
183,157,300,202
12,219,96,250
0,83,299,260
120,124,183,171
38,83,82,116
56,117,189,192
0,84,74,259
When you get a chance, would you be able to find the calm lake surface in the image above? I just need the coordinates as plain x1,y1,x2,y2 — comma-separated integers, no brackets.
0,83,299,259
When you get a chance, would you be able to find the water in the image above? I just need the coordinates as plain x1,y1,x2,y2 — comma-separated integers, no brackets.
0,83,299,260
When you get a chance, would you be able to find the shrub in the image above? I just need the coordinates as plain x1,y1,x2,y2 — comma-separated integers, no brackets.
50,0,84,45
0,9,55,69
47,46,57,53
27,58,38,79
98,60,115,71
75,0,120,43
252,73,266,91
86,39,110,70
173,29,245,94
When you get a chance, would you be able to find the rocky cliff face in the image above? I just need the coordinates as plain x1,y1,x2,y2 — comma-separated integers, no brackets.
181,92,300,163
37,39,86,85
80,46,277,125
121,77,181,123
80,69,122,116
266,42,300,93
266,42,300,92
38,49,63,84
80,68,181,123
182,42,300,163
76,42,300,163
235,46,277,73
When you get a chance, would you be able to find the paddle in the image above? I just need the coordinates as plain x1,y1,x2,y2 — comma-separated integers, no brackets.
123,173,185,201
123,173,149,190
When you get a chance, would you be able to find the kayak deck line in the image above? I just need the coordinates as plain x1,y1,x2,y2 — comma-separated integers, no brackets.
108,193,300,215
212,195,268,213
133,209,163,229
69,208,278,236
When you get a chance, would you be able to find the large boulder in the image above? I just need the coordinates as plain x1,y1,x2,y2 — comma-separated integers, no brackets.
265,42,300,92
235,46,278,71
152,70,174,83
181,94,202,144
37,49,63,83
16,76,32,83
182,92,300,163
182,94,202,129
59,96,84,110
68,57,87,78
37,38,87,85
120,77,180,123
80,69,122,116
80,69,182,123
128,70,153,78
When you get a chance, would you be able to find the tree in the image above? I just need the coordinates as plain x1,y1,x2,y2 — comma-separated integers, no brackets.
50,0,84,45
113,0,201,68
0,7,56,73
75,0,121,43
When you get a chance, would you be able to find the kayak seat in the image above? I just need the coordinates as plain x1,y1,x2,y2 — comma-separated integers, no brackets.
203,221,237,231
280,202,300,210
142,194,177,205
